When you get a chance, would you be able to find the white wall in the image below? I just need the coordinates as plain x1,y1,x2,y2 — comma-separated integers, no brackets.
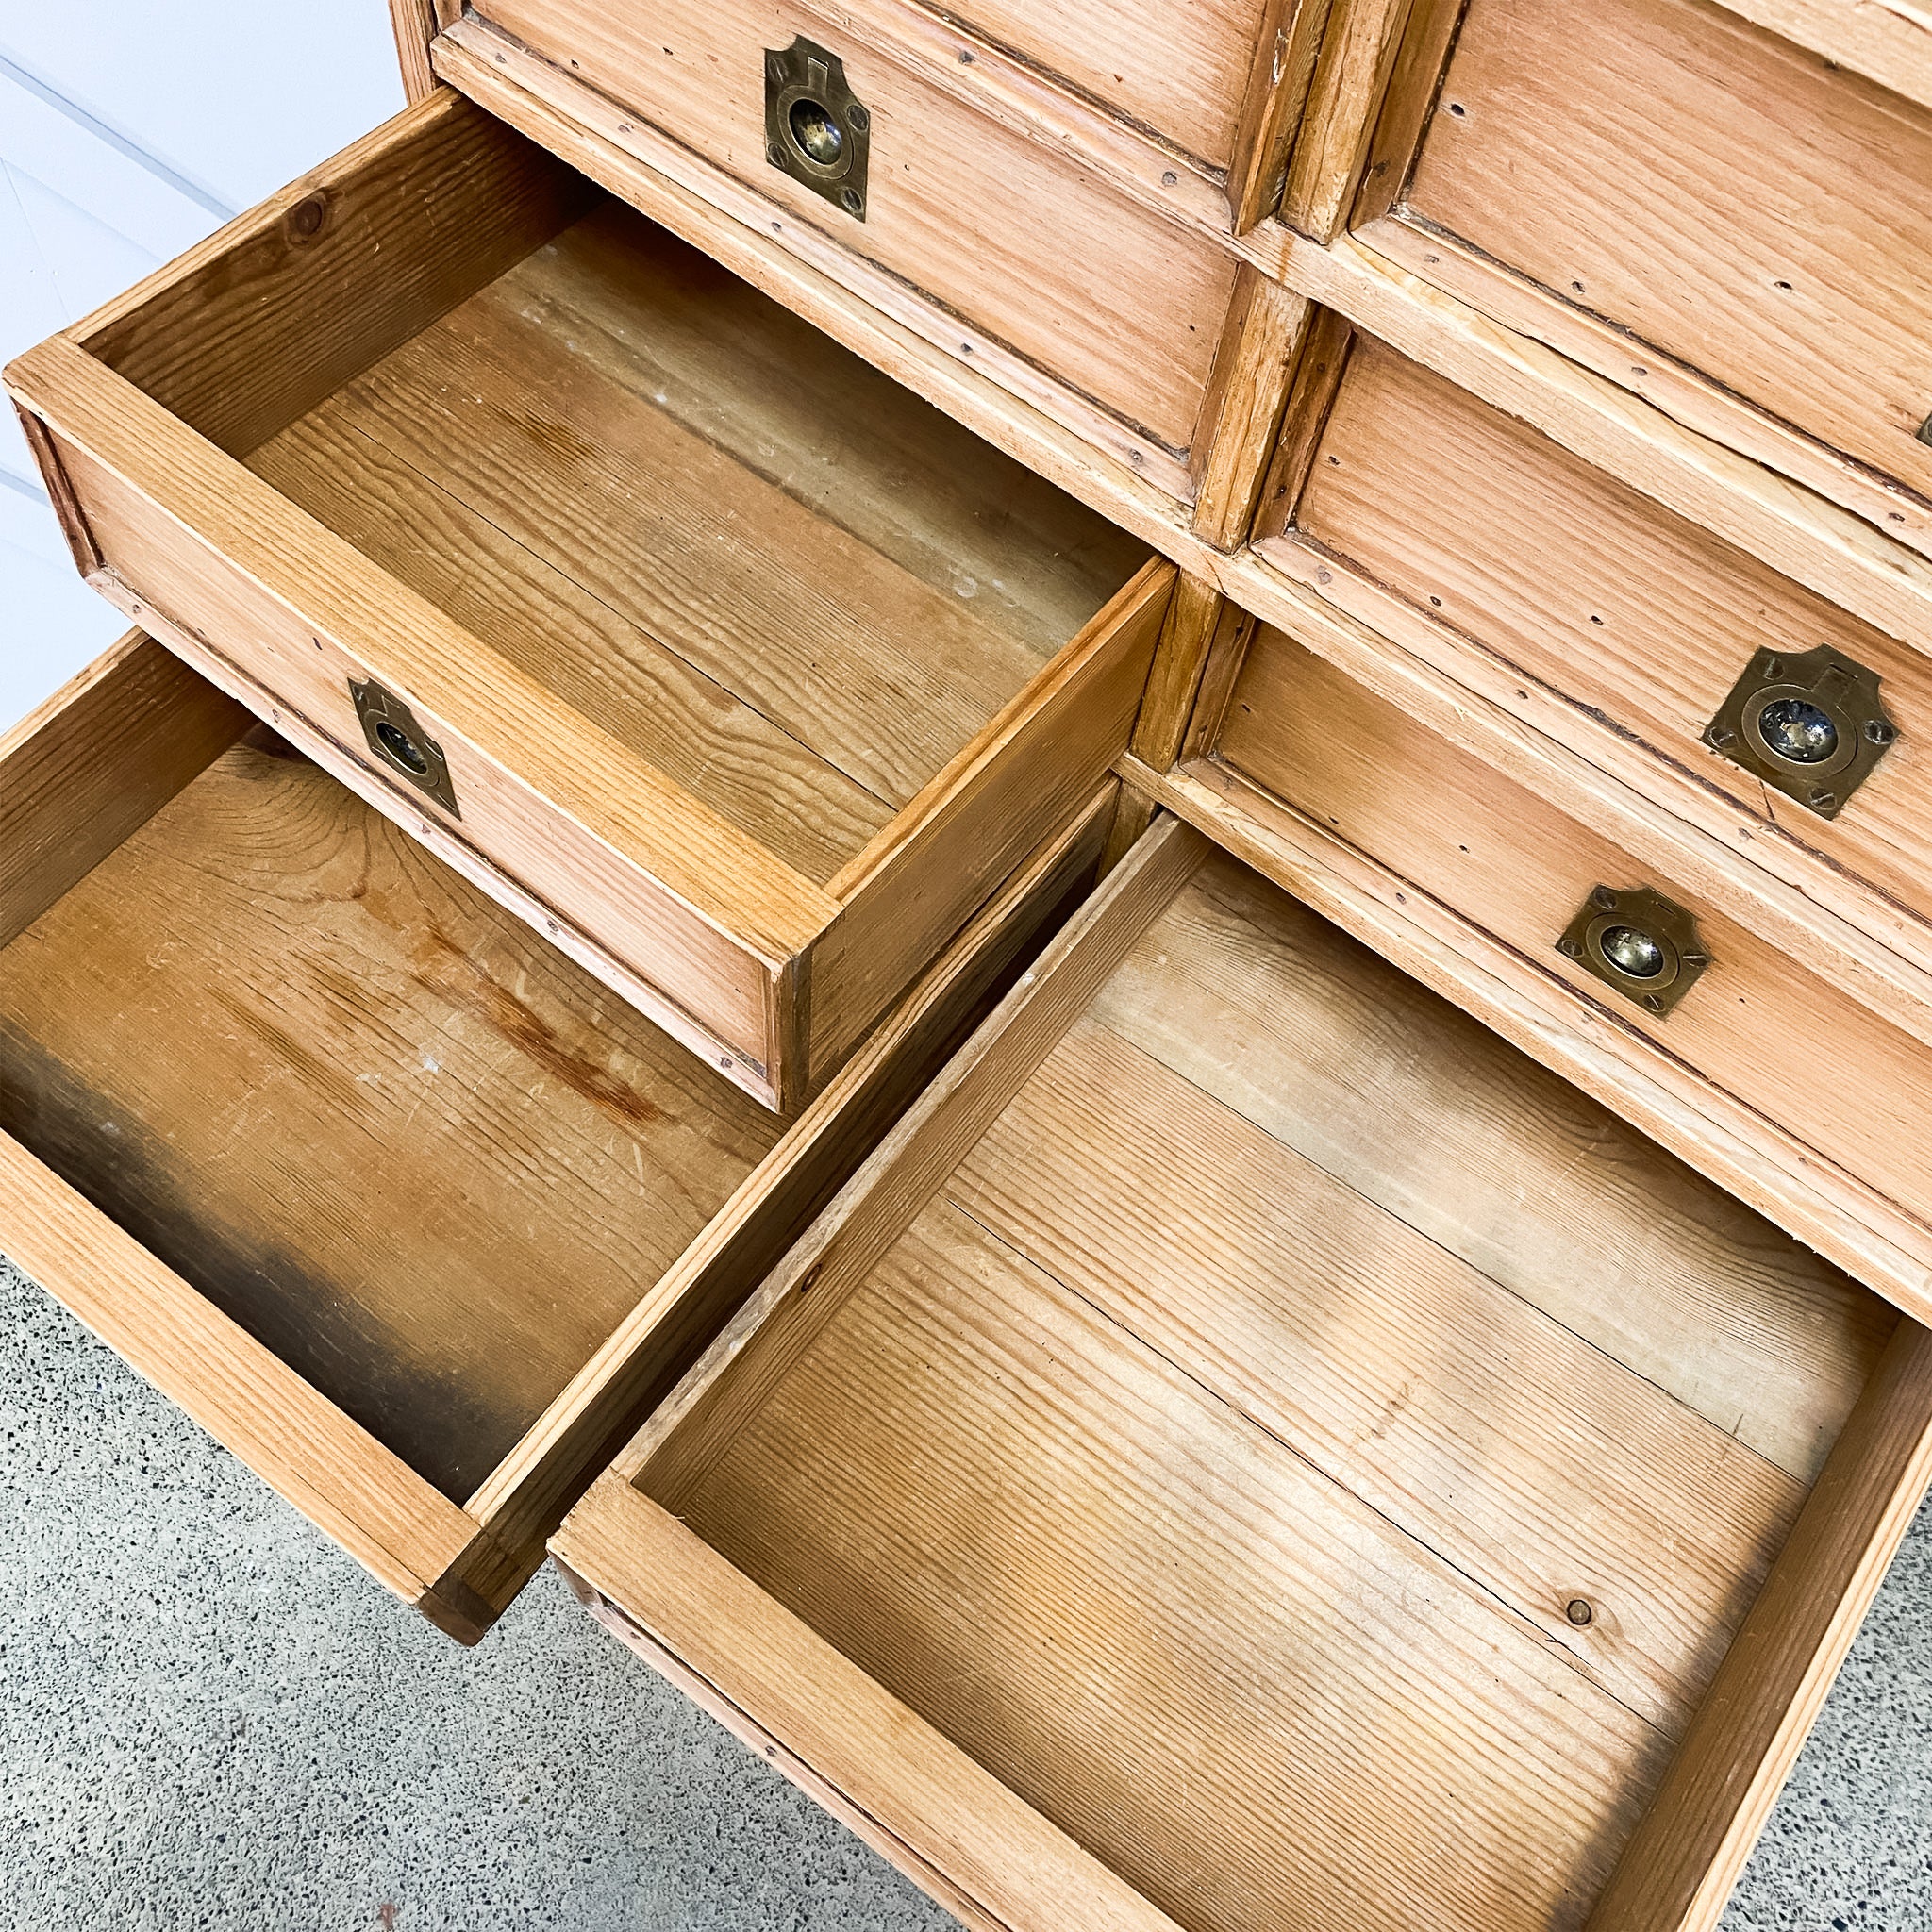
0,1,404,726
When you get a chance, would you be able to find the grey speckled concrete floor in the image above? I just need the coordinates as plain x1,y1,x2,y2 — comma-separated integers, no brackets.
2,1254,1929,1932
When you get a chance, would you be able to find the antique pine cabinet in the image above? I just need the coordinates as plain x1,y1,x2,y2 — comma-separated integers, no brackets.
7,0,1932,1924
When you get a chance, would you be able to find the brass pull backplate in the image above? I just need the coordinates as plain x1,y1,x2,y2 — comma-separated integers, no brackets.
1556,884,1709,1018
765,38,871,221
1703,642,1897,818
349,678,459,818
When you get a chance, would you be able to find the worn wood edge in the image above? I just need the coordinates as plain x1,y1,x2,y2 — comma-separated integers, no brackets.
1348,0,1463,228
550,1487,1186,1932
94,584,787,1109
1707,0,1932,137
1124,754,1932,1315
1190,271,1314,547
64,92,473,353
12,402,102,575
1265,225,1932,646
463,786,1114,1550
801,562,1172,1079
388,0,441,104
1099,779,1157,876
1247,308,1355,541
1229,0,1330,233
1585,1319,1932,1932
828,561,1174,904
1281,0,1414,242
1365,213,1932,573
1128,573,1226,771
436,19,1199,502
1177,607,1257,762
1238,537,1932,1050
0,631,251,951
0,1135,481,1611
613,812,1208,1496
5,341,837,965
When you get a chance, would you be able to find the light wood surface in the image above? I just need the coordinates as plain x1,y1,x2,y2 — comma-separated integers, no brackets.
1219,628,1932,1261
1406,0,1932,515
573,839,1894,1932
1296,338,1932,933
1587,1318,1932,1932
1282,0,1413,240
553,1484,1187,1932
1189,267,1313,546
466,0,1241,458
0,733,782,1500
0,632,249,952
1130,573,1242,772
1228,0,1331,231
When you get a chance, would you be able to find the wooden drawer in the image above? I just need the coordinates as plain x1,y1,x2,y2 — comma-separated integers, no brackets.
1254,324,1932,988
1356,0,1932,554
1196,619,1932,1314
3,92,1167,1113
552,816,1927,1932
0,631,1107,1642
427,0,1249,504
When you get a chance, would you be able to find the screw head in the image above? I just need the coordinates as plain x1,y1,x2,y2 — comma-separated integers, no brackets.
839,185,863,213
846,103,870,131
1867,718,1898,746
1591,886,1620,912
1565,1598,1594,1628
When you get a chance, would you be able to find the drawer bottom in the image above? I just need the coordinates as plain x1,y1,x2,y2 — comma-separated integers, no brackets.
557,824,1928,1931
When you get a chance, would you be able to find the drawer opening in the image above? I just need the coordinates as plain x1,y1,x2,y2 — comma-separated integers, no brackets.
11,91,1158,1109
566,821,1920,1932
0,669,787,1507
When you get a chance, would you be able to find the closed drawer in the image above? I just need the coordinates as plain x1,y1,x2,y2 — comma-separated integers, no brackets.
0,631,1107,1641
553,817,1924,1932
1257,325,1932,975
428,2,1251,498
1207,620,1932,1308
1363,0,1932,549
3,92,1165,1112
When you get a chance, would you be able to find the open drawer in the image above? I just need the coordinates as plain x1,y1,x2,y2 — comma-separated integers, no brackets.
3,90,1164,1112
553,816,1931,1932
0,632,1108,1642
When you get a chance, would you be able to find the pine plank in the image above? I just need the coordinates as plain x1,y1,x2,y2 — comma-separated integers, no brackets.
952,1014,1808,1732
1089,854,1892,1481
0,739,780,1500
677,1194,1665,1932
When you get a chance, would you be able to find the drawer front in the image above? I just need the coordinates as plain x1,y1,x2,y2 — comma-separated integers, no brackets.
0,632,1108,1642
1216,624,1932,1251
1285,334,1932,932
466,0,1243,472
1399,0,1932,508
6,92,1163,1112
556,819,1925,1932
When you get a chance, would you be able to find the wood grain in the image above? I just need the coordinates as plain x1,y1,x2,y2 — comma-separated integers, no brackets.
553,1482,1187,1932
77,91,592,458
1219,630,1932,1282
1129,572,1236,771
1229,0,1332,231
0,632,249,952
1299,339,1932,931
0,739,780,1500
461,0,1241,454
676,1191,1662,1932
1282,0,1414,241
1083,855,1891,1485
1587,1319,1932,1932
955,1010,1817,1731
806,562,1170,1079
1407,0,1932,503
1190,267,1313,546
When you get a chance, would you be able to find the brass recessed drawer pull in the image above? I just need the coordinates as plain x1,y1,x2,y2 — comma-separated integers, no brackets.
1704,644,1898,819
765,38,869,221
1557,883,1710,1016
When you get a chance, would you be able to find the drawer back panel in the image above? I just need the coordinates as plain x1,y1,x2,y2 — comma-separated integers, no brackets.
0,727,781,1502
1291,335,1932,924
1404,0,1932,500
473,0,1241,455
